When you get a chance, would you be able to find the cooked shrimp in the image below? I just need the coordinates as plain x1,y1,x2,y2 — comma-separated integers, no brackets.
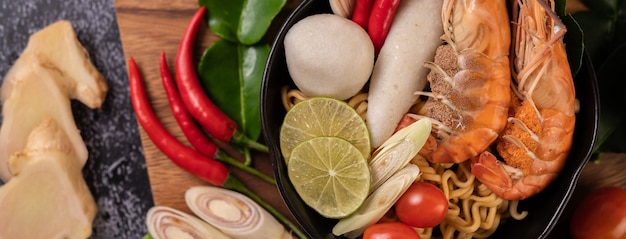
471,0,576,200
416,0,511,163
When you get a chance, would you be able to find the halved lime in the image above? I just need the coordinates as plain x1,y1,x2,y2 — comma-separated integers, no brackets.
280,97,370,161
287,136,370,218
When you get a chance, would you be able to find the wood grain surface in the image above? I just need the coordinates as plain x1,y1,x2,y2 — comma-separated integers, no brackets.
114,0,626,237
114,0,302,221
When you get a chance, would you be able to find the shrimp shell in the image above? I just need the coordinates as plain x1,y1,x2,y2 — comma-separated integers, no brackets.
419,0,511,164
471,0,576,200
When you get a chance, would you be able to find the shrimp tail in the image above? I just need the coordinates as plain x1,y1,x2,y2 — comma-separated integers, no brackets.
470,152,512,192
470,151,534,200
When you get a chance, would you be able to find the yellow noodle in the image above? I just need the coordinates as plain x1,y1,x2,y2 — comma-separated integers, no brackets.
473,198,501,229
280,87,370,118
347,92,369,117
280,86,308,111
447,203,462,220
412,155,442,182
409,156,526,239
508,200,529,220
441,169,474,201
416,227,434,239
473,216,501,238
420,172,442,183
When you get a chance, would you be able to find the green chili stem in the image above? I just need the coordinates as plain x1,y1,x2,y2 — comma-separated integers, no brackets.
232,131,269,153
216,151,275,185
244,147,252,166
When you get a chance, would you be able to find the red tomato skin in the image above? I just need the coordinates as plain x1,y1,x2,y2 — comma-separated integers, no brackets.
395,182,448,228
570,186,626,239
363,222,421,239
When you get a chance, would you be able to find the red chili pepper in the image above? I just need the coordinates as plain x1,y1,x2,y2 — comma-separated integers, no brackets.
368,0,401,54
159,51,219,157
174,7,268,153
160,51,274,184
128,56,229,186
174,7,238,143
129,57,304,238
352,0,375,29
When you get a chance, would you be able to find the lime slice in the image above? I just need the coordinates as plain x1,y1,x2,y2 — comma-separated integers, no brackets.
288,136,370,218
280,97,370,161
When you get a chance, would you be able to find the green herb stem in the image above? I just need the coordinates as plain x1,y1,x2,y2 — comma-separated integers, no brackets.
216,151,275,185
223,176,307,239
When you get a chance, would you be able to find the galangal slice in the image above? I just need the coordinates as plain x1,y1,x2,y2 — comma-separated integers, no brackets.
0,20,108,181
0,117,97,239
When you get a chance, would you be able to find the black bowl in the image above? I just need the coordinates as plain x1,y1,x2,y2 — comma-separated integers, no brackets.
261,0,600,238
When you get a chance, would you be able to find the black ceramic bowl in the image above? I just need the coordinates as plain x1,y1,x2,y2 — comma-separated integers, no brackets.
261,0,600,238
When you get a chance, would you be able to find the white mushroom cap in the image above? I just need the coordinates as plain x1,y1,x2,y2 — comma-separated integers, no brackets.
284,14,374,100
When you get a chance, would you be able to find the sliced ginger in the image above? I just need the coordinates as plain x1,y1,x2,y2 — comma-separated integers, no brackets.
0,20,108,181
0,20,108,239
0,20,108,106
0,56,90,181
0,117,98,239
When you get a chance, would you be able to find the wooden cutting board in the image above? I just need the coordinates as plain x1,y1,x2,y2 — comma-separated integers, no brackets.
114,0,302,221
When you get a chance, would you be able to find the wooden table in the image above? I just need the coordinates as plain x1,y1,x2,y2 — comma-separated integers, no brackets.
114,0,626,237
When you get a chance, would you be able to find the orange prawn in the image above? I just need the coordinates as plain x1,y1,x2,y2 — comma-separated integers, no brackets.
471,0,576,200
415,0,511,164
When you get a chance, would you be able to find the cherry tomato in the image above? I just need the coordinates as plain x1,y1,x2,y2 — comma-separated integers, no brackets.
394,182,448,228
363,222,420,239
570,186,626,239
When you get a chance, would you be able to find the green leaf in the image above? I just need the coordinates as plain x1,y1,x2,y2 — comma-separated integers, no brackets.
556,0,567,16
198,0,287,45
573,0,626,155
582,0,617,16
572,11,614,67
563,14,584,76
594,43,626,153
575,0,626,67
197,39,270,141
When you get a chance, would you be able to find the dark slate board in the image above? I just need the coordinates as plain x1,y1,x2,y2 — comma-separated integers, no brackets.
0,0,153,238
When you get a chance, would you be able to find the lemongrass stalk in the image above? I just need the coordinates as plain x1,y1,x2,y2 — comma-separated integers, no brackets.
369,118,431,191
185,185,295,239
333,164,420,238
146,206,231,239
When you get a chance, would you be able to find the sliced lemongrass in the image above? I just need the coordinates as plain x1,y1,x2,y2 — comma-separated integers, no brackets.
332,164,420,238
185,186,292,239
369,118,431,191
146,206,230,239
329,0,355,18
